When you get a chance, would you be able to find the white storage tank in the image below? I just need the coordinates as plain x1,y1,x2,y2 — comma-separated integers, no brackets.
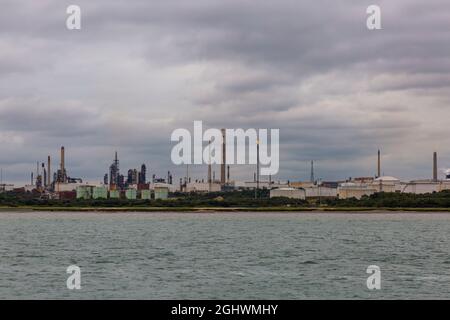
270,188,305,200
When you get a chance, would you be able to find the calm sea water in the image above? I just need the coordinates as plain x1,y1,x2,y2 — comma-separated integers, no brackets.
0,211,450,299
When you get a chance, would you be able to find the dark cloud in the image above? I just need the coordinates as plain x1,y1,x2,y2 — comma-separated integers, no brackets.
1,0,450,184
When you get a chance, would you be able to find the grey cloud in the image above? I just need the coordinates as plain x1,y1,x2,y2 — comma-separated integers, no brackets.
1,0,450,183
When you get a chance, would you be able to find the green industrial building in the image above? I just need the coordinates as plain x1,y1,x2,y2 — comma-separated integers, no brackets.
92,186,108,199
76,186,92,200
109,190,120,199
140,189,151,200
125,189,137,200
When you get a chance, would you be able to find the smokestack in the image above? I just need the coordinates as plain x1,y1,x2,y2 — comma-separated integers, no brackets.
42,163,46,187
377,150,381,178
61,146,65,183
433,152,438,181
221,128,226,185
207,140,212,185
47,156,51,186
256,139,260,193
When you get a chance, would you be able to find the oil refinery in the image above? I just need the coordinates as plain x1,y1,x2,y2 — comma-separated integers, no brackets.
1,144,450,202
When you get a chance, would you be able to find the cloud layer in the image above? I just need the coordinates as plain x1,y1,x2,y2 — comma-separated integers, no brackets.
1,0,450,184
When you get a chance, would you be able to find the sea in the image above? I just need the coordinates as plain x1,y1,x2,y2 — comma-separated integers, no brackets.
0,211,449,299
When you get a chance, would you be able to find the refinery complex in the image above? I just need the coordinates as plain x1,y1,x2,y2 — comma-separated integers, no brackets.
1,144,450,202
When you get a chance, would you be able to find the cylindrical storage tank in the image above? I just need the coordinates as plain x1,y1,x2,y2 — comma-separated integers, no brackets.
125,189,137,200
109,190,120,199
140,189,151,200
93,186,108,199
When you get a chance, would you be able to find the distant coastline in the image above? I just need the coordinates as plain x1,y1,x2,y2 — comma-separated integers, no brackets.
3,190,450,213
2,206,450,213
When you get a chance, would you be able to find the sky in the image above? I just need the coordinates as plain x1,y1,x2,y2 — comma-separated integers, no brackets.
1,0,450,185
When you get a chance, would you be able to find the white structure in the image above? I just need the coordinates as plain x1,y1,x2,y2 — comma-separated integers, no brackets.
338,182,377,200
150,182,178,192
270,188,306,200
237,181,290,190
243,181,272,189
185,182,221,192
338,176,402,199
0,184,14,192
290,182,315,188
303,186,338,198
23,185,35,192
372,176,402,193
401,180,450,194
55,182,99,192
338,175,450,199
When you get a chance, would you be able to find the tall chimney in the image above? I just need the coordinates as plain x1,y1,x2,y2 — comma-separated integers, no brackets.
207,140,212,182
433,152,438,181
256,139,260,192
42,163,46,187
377,150,381,178
61,146,65,183
220,128,226,185
47,156,51,186
207,140,212,191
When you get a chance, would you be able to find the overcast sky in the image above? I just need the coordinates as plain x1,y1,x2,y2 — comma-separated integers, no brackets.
1,0,450,184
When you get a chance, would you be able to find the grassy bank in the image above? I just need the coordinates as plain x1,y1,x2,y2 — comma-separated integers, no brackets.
2,190,450,212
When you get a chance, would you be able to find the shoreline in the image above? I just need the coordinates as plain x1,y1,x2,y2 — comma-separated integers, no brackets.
1,206,450,213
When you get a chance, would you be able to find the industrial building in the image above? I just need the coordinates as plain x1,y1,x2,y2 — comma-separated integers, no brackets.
0,184,14,193
401,180,450,194
235,181,290,190
6,141,450,204
154,186,169,200
289,181,315,189
23,146,84,194
93,186,108,199
125,189,137,200
105,151,149,192
75,185,166,200
150,182,177,193
76,186,92,200
269,185,337,200
335,151,450,199
270,188,305,200
109,151,121,190
337,182,377,200
185,182,221,193
141,189,151,200
303,185,338,199
372,176,402,193
109,190,120,199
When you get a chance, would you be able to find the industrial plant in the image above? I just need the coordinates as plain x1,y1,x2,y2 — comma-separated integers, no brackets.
1,140,450,203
